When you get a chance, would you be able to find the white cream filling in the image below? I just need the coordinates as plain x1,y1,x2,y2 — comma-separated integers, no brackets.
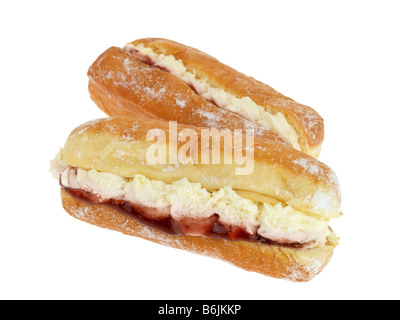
124,43,301,151
53,161,330,247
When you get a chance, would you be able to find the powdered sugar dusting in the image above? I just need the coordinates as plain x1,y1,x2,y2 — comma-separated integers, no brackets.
196,109,222,127
121,134,135,142
327,169,341,190
73,205,99,225
285,256,324,281
175,98,187,108
131,123,139,132
69,118,107,138
144,86,167,98
293,158,323,175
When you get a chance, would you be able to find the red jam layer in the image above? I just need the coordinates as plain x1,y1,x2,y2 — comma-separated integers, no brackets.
64,186,310,248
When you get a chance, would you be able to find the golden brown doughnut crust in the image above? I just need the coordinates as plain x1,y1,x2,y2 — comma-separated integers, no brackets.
129,38,324,155
61,189,336,282
87,47,291,147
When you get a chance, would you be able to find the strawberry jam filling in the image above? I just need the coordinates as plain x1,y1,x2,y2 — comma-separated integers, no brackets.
64,186,312,248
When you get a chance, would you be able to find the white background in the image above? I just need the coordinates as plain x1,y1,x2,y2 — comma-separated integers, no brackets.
1,0,399,300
